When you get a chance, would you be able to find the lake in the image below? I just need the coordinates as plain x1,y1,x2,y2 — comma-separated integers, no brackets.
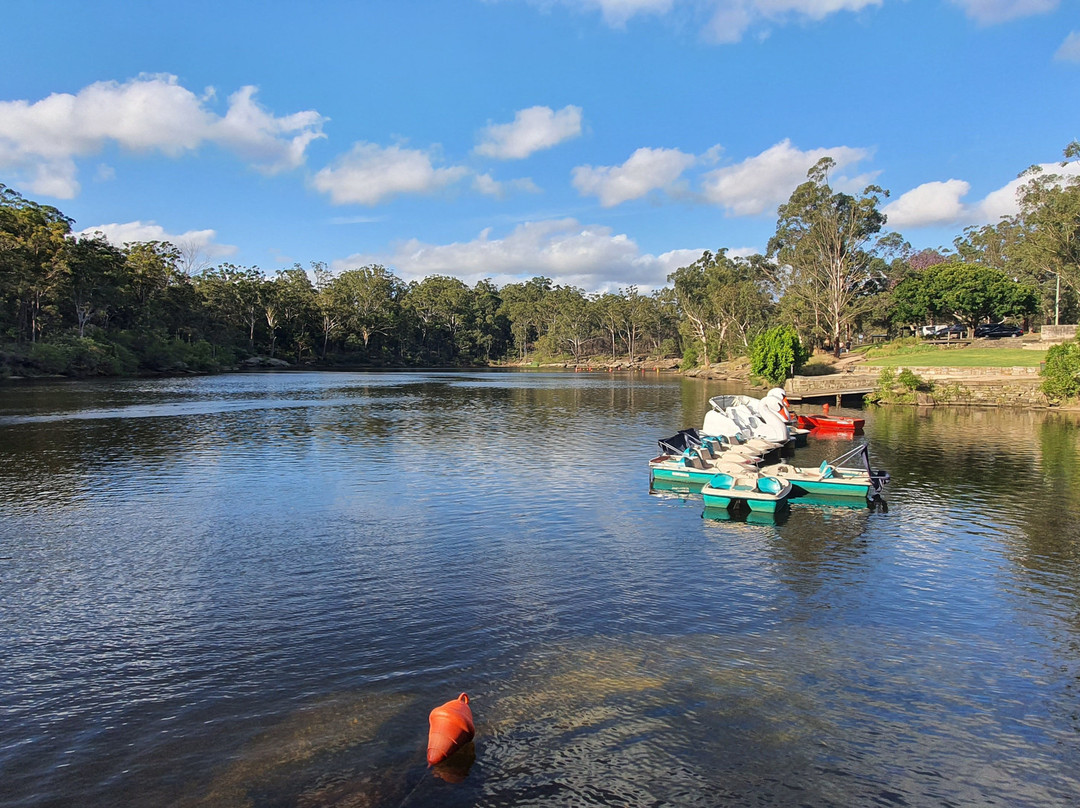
2,370,1079,807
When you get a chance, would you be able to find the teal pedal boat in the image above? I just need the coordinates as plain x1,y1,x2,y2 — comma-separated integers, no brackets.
701,472,791,513
758,443,889,501
649,433,762,486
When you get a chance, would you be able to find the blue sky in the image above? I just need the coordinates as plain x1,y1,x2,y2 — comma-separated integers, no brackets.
1,0,1077,292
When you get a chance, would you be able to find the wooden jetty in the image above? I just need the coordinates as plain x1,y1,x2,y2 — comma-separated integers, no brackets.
785,373,878,403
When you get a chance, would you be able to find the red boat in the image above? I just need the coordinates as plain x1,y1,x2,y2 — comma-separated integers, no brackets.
795,407,865,433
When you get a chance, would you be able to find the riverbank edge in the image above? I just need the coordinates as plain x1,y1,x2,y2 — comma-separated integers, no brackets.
6,355,1079,412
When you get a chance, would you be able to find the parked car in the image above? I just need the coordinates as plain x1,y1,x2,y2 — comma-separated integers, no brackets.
974,323,1023,339
920,323,966,337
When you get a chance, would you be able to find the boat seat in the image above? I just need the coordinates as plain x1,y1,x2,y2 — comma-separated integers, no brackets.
682,453,706,469
757,476,784,495
709,472,734,490
819,461,836,479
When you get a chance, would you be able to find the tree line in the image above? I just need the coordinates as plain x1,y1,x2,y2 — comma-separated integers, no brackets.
2,142,1077,377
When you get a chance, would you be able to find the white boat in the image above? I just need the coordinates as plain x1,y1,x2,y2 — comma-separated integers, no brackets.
702,395,790,449
701,471,792,513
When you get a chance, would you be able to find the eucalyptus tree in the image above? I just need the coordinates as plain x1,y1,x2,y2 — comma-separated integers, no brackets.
768,158,889,356
67,235,125,337
405,275,474,362
499,276,552,360
593,292,625,362
466,279,507,361
668,255,714,366
668,249,773,365
272,266,318,361
0,183,73,342
1015,142,1080,324
648,288,681,357
121,241,183,329
195,264,265,351
331,264,404,354
548,284,594,362
311,262,342,359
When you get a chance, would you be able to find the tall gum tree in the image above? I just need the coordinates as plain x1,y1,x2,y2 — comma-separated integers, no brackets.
1016,141,1080,324
768,158,889,356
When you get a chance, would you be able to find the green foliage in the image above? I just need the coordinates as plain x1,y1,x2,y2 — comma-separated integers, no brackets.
680,342,699,370
767,158,888,356
1041,339,1080,403
667,248,773,367
896,369,924,391
749,325,808,385
890,260,1038,330
866,366,931,404
26,336,136,376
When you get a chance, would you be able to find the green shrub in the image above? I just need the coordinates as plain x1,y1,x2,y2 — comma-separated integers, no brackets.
680,342,699,370
28,342,74,374
896,369,924,391
26,336,135,376
750,325,809,386
1041,339,1080,403
657,338,679,358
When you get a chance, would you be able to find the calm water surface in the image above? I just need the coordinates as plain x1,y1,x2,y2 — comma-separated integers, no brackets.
1,371,1079,807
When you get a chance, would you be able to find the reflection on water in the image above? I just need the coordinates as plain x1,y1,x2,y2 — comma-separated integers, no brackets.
2,372,1080,806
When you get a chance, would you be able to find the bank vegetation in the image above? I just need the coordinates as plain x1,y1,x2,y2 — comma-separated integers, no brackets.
3,143,1078,389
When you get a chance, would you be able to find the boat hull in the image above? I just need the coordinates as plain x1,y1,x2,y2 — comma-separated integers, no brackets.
795,414,865,432
758,462,875,499
701,474,791,513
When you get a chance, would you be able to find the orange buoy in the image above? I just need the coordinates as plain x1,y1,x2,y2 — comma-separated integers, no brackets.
822,402,830,415
427,693,475,766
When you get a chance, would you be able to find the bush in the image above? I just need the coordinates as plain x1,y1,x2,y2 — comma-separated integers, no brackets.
750,325,809,386
680,342,699,371
896,369,924,391
27,336,134,376
866,366,933,404
1041,339,1080,403
656,338,679,358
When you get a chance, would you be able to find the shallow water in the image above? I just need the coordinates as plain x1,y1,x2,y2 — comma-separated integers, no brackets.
1,371,1079,807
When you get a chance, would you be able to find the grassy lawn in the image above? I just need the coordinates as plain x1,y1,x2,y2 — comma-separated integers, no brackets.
858,343,1045,368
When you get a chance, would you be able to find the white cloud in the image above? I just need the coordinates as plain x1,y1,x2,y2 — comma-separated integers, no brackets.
1056,31,1080,62
701,139,873,216
579,0,675,25
948,0,1057,24
312,142,469,205
210,85,327,173
75,220,237,257
882,179,971,228
333,218,701,292
537,0,884,44
572,146,697,206
472,172,542,198
475,105,583,159
973,160,1080,222
0,74,326,198
880,161,1080,231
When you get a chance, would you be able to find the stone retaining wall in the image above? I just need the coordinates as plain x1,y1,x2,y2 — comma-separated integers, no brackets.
1041,325,1077,342
890,365,1040,378
789,366,1050,407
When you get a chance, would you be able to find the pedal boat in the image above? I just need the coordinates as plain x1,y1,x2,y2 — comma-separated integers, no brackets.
649,445,761,486
758,443,889,500
701,472,791,513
